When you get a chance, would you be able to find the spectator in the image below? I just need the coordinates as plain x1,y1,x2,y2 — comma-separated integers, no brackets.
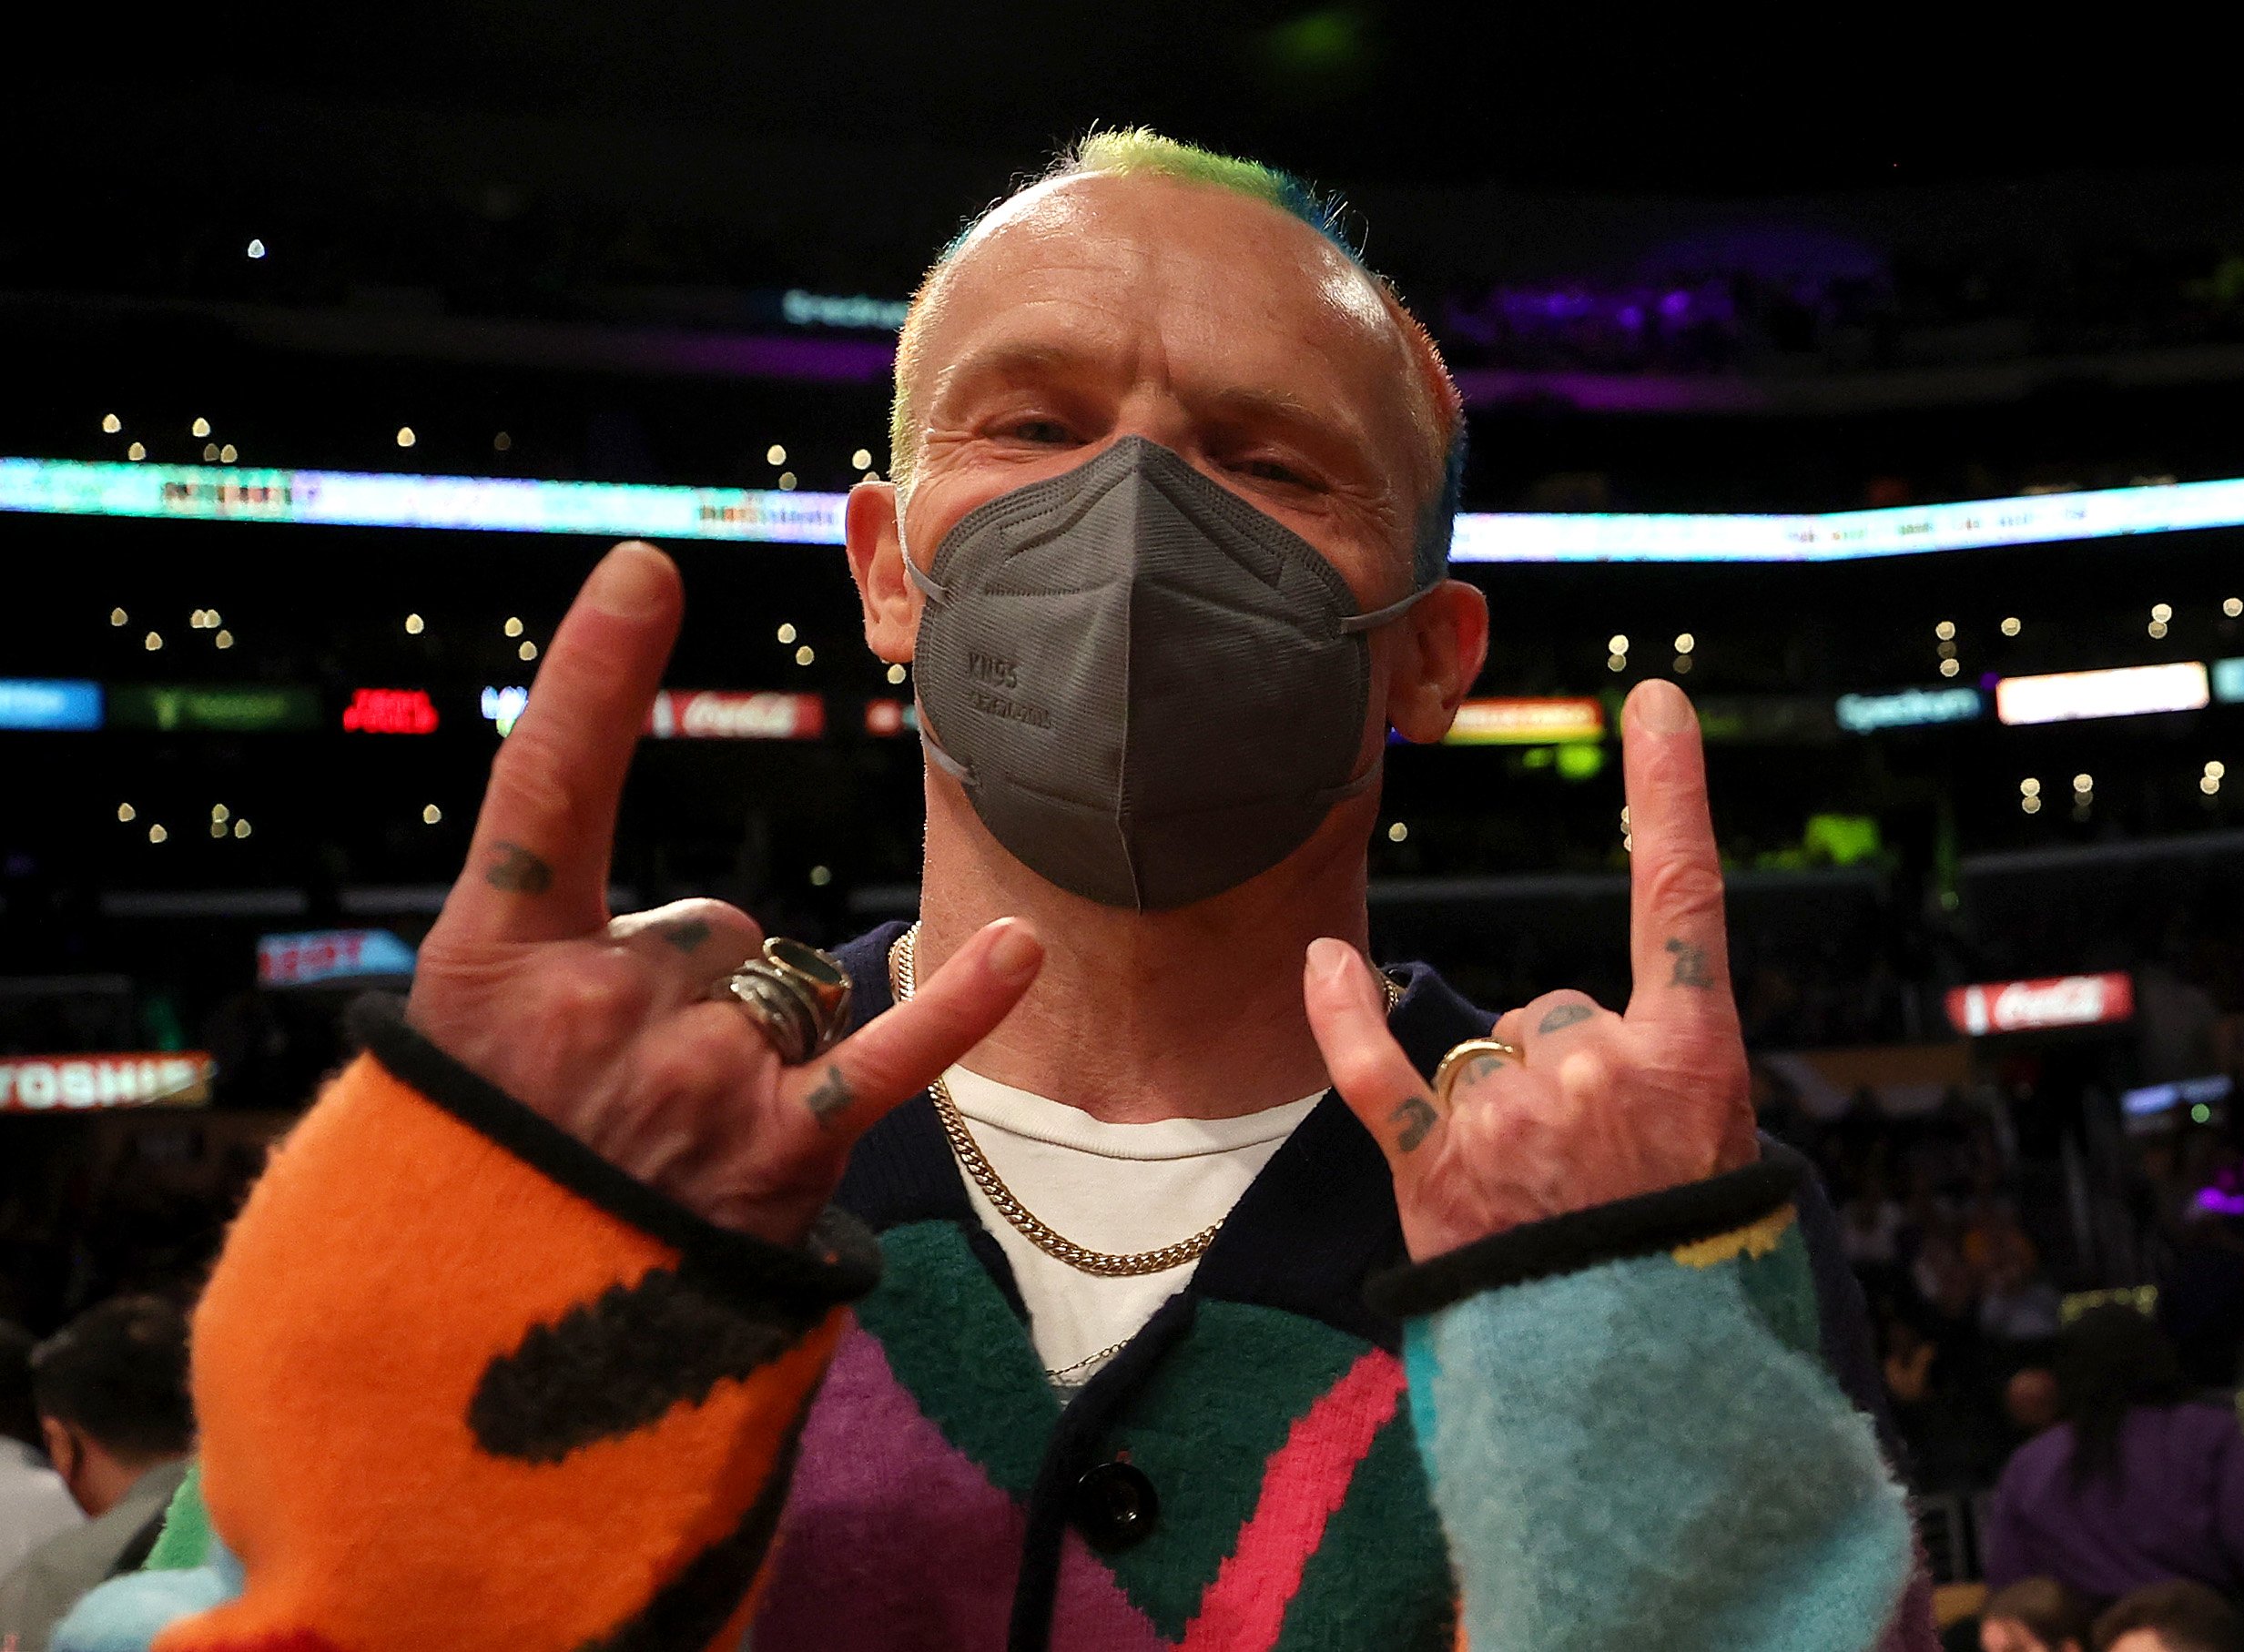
0,1322,80,1576
2091,1580,2244,1652
1982,1576,2094,1652
1984,1306,2244,1601
1982,1251,2064,1344
1844,1170,1910,1269
0,1298,193,1652
2006,1367,2064,1437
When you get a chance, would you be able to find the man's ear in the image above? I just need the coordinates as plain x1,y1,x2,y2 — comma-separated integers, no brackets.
40,1415,76,1482
845,480,919,664
1387,579,1488,744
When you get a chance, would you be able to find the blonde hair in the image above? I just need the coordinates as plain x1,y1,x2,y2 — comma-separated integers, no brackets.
887,128,1465,586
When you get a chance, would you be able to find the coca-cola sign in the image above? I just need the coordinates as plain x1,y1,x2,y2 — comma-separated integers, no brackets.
1944,973,2134,1037
646,691,825,741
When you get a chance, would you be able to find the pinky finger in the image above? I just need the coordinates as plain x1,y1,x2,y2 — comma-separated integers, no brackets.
1304,938,1444,1177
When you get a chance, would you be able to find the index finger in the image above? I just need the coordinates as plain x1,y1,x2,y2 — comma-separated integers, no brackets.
1621,679,1739,1028
448,542,683,943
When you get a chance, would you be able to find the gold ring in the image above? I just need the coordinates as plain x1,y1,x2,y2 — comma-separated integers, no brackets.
711,938,854,1064
1433,1038,1526,1107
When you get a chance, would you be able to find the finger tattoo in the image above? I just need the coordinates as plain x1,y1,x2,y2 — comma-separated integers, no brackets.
662,918,712,954
484,841,554,895
1389,1095,1437,1152
805,1066,854,1130
1665,937,1715,988
1538,1002,1595,1035
1465,1054,1510,1087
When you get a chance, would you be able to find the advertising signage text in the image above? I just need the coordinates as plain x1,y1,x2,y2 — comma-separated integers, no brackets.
0,1053,215,1111
1944,973,2134,1037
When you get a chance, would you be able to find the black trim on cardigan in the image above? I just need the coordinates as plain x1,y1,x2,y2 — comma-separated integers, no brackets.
1007,1291,1200,1652
1192,961,1490,1352
345,995,880,1318
1365,1159,1800,1321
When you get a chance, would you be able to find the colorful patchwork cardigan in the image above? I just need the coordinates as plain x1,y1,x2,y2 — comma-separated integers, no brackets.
60,924,1934,1652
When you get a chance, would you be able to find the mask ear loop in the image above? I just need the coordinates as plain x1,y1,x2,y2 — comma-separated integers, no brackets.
1338,579,1437,635
1325,578,1440,799
902,556,976,785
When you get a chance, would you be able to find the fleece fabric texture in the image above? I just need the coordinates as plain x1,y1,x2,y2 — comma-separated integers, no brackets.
138,1469,212,1573
747,924,1930,1652
96,929,1928,1652
749,1219,1455,1650
1402,1179,1916,1652
67,1001,874,1652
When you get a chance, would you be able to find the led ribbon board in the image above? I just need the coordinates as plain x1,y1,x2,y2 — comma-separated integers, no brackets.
1836,685,1984,734
0,679,101,730
1994,662,2210,726
1944,972,2134,1036
0,460,842,544
259,928,417,987
1443,697,1605,744
11,457,2244,562
0,1052,215,1110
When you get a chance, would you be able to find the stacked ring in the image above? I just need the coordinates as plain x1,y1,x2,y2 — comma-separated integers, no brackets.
711,937,854,1065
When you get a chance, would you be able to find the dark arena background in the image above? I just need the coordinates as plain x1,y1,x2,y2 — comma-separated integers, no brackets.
5,9,2244,1640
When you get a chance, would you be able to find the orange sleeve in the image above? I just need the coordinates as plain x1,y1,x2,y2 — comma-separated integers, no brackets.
157,998,878,1652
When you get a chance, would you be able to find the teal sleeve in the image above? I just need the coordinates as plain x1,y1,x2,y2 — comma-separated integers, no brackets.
1377,1163,1917,1652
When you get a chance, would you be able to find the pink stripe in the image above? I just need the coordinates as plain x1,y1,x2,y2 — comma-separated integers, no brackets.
1177,1348,1406,1652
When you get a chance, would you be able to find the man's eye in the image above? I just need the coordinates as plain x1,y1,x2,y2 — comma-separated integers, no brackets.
1235,457,1309,487
1005,419,1075,444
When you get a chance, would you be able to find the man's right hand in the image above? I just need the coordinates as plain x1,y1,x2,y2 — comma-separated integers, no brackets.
404,542,1042,1247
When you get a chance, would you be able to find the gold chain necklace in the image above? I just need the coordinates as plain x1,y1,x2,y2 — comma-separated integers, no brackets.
889,921,1403,1279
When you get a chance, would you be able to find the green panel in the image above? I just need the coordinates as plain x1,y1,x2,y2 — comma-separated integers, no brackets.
1275,1409,1457,1652
1731,1224,1823,1363
1100,1300,1367,1638
851,1221,1057,1499
144,1461,213,1571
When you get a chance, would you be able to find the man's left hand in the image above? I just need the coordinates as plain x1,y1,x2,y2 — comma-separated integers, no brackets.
1304,678,1759,1261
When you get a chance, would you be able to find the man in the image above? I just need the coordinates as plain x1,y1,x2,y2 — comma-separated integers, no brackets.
73,133,1929,1652
2093,1582,2244,1652
1980,1577,2092,1652
0,1323,80,1579
0,1299,191,1652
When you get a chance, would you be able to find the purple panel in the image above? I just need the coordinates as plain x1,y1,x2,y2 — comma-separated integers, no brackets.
753,1324,1165,1651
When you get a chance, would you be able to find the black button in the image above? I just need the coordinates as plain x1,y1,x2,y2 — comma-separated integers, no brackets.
1071,1459,1159,1550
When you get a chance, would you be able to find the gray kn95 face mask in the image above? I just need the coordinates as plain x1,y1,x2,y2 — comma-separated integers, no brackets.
907,435,1433,911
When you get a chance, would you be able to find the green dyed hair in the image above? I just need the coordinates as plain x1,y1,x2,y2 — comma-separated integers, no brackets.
887,128,1465,587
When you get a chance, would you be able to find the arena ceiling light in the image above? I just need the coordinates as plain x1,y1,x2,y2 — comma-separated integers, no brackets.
11,457,2244,562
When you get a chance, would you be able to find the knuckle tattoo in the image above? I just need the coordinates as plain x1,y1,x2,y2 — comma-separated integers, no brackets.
662,917,712,954
805,1065,855,1129
484,840,554,895
1536,1001,1596,1035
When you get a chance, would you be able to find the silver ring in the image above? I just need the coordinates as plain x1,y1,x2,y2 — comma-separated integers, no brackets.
711,937,853,1065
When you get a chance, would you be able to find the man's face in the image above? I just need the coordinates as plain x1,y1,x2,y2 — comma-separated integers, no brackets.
1980,1617,2054,1652
2105,1635,2173,1652
895,172,1431,613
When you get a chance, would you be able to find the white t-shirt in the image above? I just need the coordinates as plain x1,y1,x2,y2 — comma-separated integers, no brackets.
941,1067,1323,1389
